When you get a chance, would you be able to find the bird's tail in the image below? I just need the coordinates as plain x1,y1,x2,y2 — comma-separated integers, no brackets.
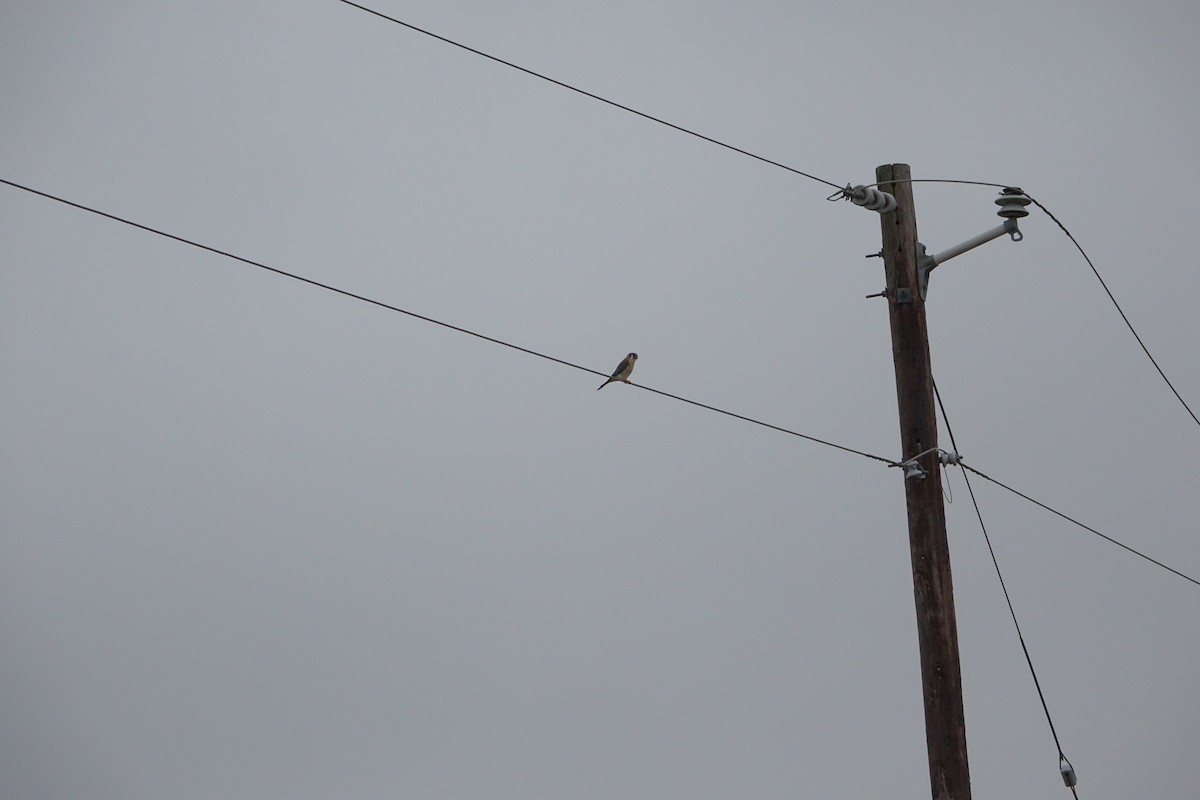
597,378,613,390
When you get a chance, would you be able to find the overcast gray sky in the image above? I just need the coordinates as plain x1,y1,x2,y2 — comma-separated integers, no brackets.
3,2,1198,798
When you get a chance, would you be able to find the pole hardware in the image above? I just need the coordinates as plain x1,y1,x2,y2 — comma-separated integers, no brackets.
1059,756,1077,788
893,447,962,480
833,184,899,214
875,163,971,799
916,187,1030,299
938,450,963,466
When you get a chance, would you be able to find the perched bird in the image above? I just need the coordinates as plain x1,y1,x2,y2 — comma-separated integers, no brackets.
597,352,638,390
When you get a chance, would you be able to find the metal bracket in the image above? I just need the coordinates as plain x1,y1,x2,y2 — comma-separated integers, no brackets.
916,188,1030,299
893,447,961,480
917,243,935,301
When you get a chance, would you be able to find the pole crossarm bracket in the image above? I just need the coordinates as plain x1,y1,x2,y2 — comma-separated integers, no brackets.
890,447,964,479
916,188,1031,299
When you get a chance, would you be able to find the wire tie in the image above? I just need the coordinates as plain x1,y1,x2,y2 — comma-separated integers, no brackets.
827,183,863,203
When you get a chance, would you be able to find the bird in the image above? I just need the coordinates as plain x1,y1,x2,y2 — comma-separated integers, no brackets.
597,352,638,390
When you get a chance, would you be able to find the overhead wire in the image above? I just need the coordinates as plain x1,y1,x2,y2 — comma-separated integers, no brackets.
847,177,1198,432
341,0,1196,436
960,460,1200,588
7,176,1195,577
6,11,1192,790
333,0,844,191
337,0,1198,433
7,13,1193,575
1021,193,1200,431
628,381,892,463
833,177,1016,196
838,179,1198,433
933,380,1079,797
0,176,894,468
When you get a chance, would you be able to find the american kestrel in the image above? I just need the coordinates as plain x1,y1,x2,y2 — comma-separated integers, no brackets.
597,352,638,390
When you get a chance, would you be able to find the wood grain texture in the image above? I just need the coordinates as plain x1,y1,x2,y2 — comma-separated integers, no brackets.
877,163,972,800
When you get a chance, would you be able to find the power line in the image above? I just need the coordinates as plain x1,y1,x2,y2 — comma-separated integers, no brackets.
933,380,1079,797
841,179,1200,434
335,2,1199,437
835,177,1015,196
15,170,1188,574
333,0,843,191
1025,194,1199,431
629,381,891,463
958,461,1200,588
0,176,894,467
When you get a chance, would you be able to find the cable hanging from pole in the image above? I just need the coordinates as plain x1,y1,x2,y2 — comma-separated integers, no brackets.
842,176,1197,433
7,175,1192,590
0,176,896,468
1021,193,1200,433
334,0,847,191
933,379,1080,796
960,462,1200,588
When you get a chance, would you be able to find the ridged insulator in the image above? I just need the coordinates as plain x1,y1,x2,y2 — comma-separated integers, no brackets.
996,187,1032,219
849,185,898,214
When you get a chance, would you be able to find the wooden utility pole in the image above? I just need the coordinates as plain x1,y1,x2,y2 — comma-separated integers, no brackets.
876,163,971,800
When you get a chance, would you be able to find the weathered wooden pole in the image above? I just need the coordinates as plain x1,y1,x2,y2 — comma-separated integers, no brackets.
876,163,971,800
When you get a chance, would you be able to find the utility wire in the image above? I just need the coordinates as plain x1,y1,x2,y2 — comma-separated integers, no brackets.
333,0,843,191
839,178,1199,434
1024,194,1199,431
9,174,1191,557
0,176,894,467
933,380,1079,797
627,381,892,464
349,0,1196,430
929,380,1197,587
960,461,1200,588
841,177,1015,194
